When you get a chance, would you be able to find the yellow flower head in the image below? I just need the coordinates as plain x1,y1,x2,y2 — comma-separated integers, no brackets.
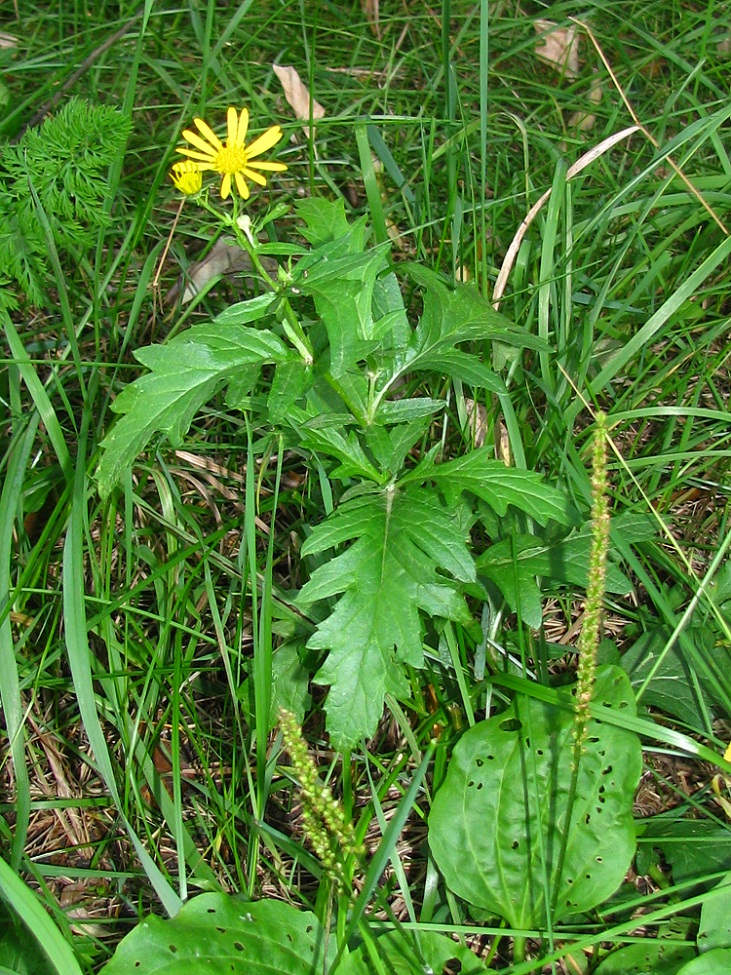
176,106,287,201
170,160,203,196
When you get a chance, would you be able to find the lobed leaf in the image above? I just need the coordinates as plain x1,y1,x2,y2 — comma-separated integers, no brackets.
478,529,632,628
96,323,292,498
298,487,475,748
402,448,574,525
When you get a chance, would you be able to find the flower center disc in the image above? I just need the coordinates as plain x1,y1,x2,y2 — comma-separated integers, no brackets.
216,146,248,175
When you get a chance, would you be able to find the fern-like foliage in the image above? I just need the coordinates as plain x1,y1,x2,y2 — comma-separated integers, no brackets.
0,97,131,307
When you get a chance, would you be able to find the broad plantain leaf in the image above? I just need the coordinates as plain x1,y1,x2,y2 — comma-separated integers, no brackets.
429,666,642,928
98,893,333,975
340,929,486,975
594,942,696,975
298,486,475,748
698,869,731,953
676,949,731,974
96,323,291,498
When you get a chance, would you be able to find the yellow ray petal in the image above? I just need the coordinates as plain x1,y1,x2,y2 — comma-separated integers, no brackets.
227,106,239,145
246,160,288,173
246,125,284,158
242,167,267,187
235,171,251,199
236,107,249,146
176,148,216,164
182,129,218,158
193,116,223,150
220,173,232,199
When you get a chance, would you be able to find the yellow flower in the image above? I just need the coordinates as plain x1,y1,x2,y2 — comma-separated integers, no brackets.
169,160,202,196
176,106,287,201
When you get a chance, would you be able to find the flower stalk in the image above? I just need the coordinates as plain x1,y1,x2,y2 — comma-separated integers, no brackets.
279,709,363,896
574,410,611,750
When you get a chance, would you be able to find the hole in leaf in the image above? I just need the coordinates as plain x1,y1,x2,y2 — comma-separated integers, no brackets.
524,737,530,747
596,856,603,863
217,928,226,934
536,749,544,756
602,764,613,775
500,718,522,732
475,758,484,767
487,754,494,761
476,782,483,791
287,934,293,942
584,814,591,825
512,840,519,850
234,942,245,952
207,908,216,914
467,779,475,789
134,963,141,969
585,736,599,743
168,945,178,954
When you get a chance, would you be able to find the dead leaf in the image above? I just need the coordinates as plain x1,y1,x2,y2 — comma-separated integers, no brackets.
567,71,602,133
464,399,487,448
273,63,325,137
165,239,278,304
534,20,579,79
361,0,380,37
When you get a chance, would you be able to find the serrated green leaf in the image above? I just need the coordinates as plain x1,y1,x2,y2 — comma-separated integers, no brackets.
295,234,392,376
429,666,642,928
403,448,574,525
365,417,429,474
299,427,384,483
477,530,632,627
98,893,333,975
420,349,507,392
373,269,410,348
96,323,291,498
298,488,475,748
213,292,276,325
270,643,311,728
375,397,445,424
267,359,313,423
295,195,364,246
404,262,549,349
